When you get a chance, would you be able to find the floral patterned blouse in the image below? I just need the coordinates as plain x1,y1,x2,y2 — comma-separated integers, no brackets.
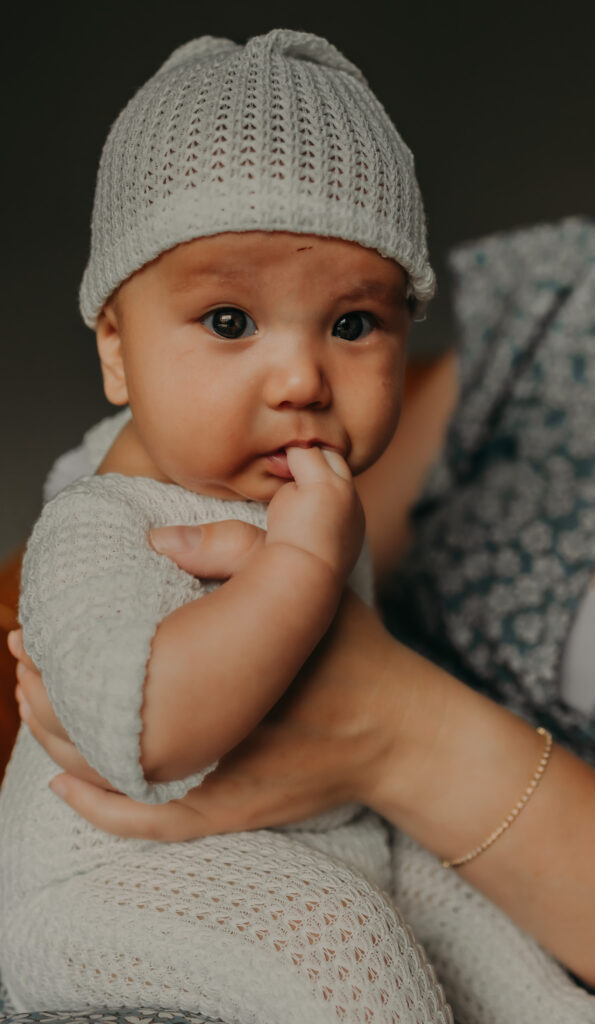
385,217,595,766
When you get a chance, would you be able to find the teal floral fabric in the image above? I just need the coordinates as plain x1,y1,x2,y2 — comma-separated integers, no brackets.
385,217,595,763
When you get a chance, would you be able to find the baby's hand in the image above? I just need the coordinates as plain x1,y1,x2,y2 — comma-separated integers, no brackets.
266,446,365,582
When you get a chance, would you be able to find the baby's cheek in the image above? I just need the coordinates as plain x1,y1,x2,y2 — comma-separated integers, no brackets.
360,388,402,464
373,368,402,423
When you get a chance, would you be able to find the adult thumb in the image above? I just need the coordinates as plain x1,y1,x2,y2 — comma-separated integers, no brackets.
148,520,266,578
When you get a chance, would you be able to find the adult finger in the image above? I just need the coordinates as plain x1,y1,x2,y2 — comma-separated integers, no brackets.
7,629,37,672
15,661,70,740
169,725,340,835
286,445,352,483
149,520,265,578
18,700,109,786
49,775,202,840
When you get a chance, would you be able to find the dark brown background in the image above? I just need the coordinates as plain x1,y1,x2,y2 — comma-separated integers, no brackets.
2,0,593,560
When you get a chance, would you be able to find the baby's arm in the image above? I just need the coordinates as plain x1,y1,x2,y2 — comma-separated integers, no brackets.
141,445,364,781
19,446,363,802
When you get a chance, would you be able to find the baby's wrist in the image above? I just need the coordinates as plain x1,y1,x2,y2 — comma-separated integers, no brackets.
264,538,350,596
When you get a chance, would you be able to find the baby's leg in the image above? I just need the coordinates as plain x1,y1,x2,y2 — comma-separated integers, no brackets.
391,831,595,1024
6,830,451,1024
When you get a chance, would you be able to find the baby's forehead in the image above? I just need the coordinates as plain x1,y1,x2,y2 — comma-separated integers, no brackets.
157,231,408,295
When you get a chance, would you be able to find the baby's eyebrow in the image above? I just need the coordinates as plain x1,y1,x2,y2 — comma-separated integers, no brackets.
168,269,405,306
335,281,405,306
169,267,247,294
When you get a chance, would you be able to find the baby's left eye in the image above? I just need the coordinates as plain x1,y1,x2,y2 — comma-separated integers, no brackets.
332,311,376,341
200,307,257,340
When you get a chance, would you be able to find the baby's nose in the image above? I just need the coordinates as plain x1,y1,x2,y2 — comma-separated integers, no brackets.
263,345,331,410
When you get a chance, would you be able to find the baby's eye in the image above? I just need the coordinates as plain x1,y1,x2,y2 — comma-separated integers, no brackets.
200,307,257,340
332,311,376,341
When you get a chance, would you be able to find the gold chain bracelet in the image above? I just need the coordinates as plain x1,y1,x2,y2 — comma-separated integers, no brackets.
442,726,553,869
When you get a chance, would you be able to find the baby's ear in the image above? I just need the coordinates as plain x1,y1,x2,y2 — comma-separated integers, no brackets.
96,302,129,405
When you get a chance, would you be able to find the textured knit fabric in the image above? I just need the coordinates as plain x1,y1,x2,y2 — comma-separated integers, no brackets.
19,478,259,803
78,28,434,327
2,415,594,1021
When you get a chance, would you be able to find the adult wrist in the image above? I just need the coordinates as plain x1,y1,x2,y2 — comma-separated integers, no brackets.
366,641,549,866
331,619,421,811
358,638,451,819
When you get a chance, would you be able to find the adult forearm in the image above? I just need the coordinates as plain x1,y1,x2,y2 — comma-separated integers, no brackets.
366,638,595,983
141,543,341,782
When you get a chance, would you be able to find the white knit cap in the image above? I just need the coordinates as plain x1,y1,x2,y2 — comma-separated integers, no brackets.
79,29,435,327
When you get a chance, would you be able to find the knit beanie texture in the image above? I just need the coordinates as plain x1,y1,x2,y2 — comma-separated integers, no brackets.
79,29,435,327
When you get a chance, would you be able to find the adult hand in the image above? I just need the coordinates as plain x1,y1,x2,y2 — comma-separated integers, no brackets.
10,520,394,839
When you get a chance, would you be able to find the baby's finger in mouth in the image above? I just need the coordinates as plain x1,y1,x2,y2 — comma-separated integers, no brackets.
285,445,350,483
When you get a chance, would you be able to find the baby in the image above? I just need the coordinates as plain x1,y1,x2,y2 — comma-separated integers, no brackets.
0,28,450,1024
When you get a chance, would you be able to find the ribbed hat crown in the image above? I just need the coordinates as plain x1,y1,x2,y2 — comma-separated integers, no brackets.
79,29,435,326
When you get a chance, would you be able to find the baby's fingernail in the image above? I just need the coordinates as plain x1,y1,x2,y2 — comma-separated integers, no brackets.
149,526,202,554
50,777,68,799
321,449,350,478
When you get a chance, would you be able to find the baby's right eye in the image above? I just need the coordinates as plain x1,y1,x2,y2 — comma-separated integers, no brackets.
200,307,257,340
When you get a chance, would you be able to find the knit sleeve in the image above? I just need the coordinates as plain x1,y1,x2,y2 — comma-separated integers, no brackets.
18,477,216,803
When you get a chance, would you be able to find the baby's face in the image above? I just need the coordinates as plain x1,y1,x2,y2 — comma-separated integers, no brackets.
99,231,410,501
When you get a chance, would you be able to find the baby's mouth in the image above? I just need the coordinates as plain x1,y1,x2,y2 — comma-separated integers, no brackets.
263,442,344,480
264,448,294,479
